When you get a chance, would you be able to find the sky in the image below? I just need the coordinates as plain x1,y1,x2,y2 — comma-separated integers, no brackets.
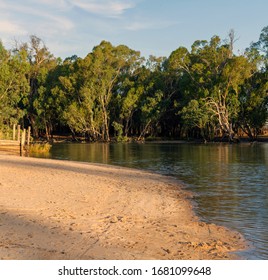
0,0,267,59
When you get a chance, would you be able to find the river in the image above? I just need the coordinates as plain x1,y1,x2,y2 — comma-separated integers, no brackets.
31,142,268,259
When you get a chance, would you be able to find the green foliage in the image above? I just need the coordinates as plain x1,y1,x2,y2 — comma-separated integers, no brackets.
0,41,29,132
180,100,209,129
112,121,128,142
1,28,268,142
238,71,268,139
168,33,257,141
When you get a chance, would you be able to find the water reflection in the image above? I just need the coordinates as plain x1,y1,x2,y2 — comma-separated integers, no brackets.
35,142,268,259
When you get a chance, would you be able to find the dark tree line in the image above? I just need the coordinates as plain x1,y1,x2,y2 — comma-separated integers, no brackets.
1,28,268,142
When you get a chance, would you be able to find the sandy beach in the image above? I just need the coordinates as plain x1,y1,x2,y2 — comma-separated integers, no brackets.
0,154,247,260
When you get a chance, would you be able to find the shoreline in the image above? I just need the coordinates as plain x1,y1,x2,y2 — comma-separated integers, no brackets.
0,154,248,260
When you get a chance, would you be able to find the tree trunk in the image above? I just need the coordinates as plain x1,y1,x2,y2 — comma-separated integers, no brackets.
103,110,110,141
138,120,151,141
29,115,39,138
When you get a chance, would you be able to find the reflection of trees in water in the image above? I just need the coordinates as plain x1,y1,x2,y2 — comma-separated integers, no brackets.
263,144,268,165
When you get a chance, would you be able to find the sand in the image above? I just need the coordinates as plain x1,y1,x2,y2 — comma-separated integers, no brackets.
0,154,247,260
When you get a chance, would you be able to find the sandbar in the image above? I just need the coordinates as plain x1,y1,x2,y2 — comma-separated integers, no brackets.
0,154,247,260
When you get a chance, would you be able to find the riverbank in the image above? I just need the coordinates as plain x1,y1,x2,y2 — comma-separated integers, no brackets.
23,133,268,144
0,155,247,260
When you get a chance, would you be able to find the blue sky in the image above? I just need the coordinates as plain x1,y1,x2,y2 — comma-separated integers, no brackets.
0,0,267,59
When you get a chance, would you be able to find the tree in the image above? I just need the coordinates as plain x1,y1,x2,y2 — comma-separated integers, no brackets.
22,35,58,138
136,56,171,140
57,56,101,140
59,41,143,141
238,71,268,139
180,99,213,140
88,41,142,141
238,30,268,139
251,26,268,64
113,76,144,138
168,34,255,141
0,41,29,134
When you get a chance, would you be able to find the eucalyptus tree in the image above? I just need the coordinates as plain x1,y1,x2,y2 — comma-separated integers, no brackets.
60,55,103,140
238,71,268,139
88,41,143,141
135,56,169,140
20,35,58,138
168,35,255,141
237,27,268,139
251,26,268,65
60,41,143,141
0,41,29,134
112,68,145,138
109,50,146,139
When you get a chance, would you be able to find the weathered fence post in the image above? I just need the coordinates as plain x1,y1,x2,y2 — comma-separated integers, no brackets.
17,125,21,143
13,124,16,140
27,126,31,146
19,125,22,156
21,129,26,147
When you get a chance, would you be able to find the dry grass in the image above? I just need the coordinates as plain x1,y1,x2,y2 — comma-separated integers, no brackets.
29,143,51,153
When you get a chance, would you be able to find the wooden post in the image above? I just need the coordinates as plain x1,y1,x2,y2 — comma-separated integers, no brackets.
17,125,21,143
13,124,16,140
18,125,22,156
27,126,31,146
21,129,26,147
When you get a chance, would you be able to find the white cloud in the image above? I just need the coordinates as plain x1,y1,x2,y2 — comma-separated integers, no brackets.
0,0,76,57
0,20,27,35
125,20,179,31
71,0,135,18
45,14,75,32
126,22,152,31
0,0,141,58
0,1,74,32
38,0,67,7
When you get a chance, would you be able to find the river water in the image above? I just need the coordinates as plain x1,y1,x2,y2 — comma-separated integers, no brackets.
32,142,268,259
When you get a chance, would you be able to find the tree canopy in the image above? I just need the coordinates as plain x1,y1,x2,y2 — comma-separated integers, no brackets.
1,27,268,142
